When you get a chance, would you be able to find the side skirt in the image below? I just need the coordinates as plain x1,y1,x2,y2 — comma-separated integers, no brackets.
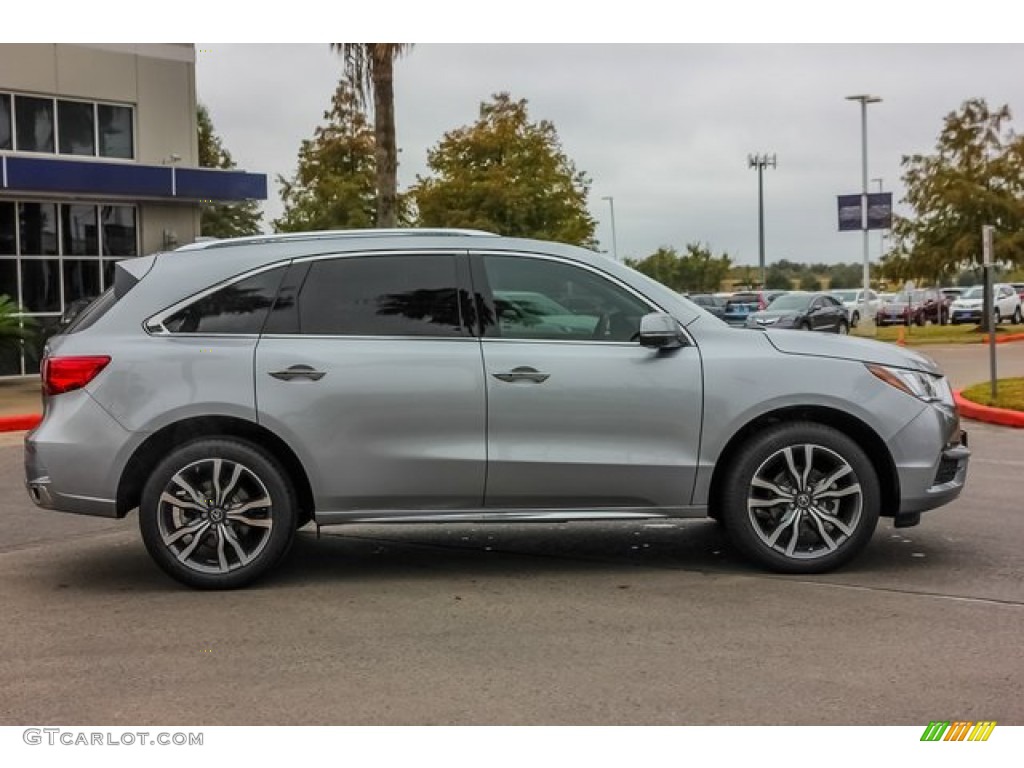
314,506,708,526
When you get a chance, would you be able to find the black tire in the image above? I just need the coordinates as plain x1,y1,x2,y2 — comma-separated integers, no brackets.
1013,307,1022,325
836,320,849,335
850,311,860,328
719,422,880,574
915,313,925,327
139,438,298,589
800,321,812,331
994,309,1001,325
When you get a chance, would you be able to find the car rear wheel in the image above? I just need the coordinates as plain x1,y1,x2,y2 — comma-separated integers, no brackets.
1013,307,1022,325
720,422,880,573
139,438,297,589
850,311,860,328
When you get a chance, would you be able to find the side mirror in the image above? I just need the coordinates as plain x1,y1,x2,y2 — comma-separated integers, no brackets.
638,312,686,349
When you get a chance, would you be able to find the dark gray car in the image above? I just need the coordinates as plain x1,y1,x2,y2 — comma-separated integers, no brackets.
25,230,969,588
746,292,850,333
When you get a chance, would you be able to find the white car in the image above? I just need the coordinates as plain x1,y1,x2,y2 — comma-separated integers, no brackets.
949,284,1023,325
830,289,881,327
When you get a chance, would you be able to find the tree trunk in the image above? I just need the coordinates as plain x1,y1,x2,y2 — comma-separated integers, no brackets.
373,53,398,228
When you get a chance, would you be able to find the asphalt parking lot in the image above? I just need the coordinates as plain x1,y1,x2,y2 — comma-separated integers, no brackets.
0,344,1021,725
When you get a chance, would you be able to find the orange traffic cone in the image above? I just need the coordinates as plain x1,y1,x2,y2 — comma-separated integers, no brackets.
896,326,906,346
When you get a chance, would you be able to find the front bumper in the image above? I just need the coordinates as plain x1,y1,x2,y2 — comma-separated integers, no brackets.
950,308,982,322
890,401,970,516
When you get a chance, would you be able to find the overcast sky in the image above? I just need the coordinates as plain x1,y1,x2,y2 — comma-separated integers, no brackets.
194,43,1023,266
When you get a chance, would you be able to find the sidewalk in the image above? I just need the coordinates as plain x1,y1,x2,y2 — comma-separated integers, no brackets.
0,376,42,418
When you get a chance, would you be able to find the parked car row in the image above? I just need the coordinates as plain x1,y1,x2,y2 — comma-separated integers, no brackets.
687,281,1024,332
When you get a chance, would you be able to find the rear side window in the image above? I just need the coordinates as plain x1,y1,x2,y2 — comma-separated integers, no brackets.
163,266,286,334
280,254,465,337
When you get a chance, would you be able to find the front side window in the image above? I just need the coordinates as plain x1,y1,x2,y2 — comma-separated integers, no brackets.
482,255,651,342
287,254,465,337
163,267,286,335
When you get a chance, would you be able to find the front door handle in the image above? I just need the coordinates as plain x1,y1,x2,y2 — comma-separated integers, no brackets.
269,365,326,382
492,366,550,384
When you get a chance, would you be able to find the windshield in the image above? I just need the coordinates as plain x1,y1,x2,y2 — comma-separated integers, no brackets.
893,292,912,303
832,290,857,301
961,287,983,299
767,294,812,311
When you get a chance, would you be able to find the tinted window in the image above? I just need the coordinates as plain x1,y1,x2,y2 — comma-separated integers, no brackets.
21,259,60,312
293,254,464,337
58,100,95,155
482,255,650,342
164,267,286,334
15,95,54,153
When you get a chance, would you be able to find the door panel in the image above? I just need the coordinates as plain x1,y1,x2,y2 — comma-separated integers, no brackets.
254,252,486,513
256,337,486,511
482,341,703,509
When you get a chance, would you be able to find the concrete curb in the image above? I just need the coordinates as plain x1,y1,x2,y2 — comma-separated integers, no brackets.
955,389,1024,429
0,414,41,433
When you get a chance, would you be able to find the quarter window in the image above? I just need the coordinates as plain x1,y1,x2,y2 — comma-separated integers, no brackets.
481,255,651,342
163,267,286,335
287,254,465,337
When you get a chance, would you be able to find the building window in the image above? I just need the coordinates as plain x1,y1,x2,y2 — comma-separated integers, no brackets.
57,100,96,156
0,94,11,150
0,200,138,376
98,104,133,159
1,91,134,160
14,95,55,153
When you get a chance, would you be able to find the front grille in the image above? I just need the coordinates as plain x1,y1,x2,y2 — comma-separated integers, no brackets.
935,457,959,485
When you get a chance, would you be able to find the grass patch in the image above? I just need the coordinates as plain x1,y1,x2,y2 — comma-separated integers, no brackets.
853,322,1018,345
961,378,1024,412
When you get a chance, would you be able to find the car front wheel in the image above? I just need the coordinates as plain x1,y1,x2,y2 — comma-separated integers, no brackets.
139,438,298,589
720,422,880,573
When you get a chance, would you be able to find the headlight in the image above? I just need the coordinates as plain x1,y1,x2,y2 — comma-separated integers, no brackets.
866,364,954,406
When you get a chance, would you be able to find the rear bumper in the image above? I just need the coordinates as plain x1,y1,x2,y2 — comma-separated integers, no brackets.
24,390,131,518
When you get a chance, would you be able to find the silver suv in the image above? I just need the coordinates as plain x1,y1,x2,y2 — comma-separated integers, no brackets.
25,230,970,588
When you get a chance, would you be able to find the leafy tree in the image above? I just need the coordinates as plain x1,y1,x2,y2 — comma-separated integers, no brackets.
197,104,263,238
800,273,821,292
764,265,791,290
625,243,732,293
332,43,412,228
884,98,1024,285
826,263,866,289
274,78,377,232
413,93,597,246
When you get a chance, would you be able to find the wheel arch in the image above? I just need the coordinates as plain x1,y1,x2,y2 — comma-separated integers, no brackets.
707,405,900,519
116,416,315,523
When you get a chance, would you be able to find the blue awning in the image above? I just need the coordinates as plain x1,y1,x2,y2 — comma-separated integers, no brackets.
1,155,266,201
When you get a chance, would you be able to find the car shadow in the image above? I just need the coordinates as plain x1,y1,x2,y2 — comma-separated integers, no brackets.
45,518,967,594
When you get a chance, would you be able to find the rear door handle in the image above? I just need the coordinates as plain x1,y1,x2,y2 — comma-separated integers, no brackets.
492,366,550,384
269,365,326,381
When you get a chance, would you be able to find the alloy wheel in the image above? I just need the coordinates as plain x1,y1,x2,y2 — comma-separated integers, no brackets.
746,443,863,561
156,458,274,575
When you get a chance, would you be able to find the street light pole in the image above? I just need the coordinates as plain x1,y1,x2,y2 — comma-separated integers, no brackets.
847,94,882,332
601,196,618,261
747,154,776,287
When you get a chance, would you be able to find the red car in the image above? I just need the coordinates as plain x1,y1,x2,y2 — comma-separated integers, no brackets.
876,288,949,326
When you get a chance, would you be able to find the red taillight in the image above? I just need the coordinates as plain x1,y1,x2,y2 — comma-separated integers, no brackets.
42,356,111,396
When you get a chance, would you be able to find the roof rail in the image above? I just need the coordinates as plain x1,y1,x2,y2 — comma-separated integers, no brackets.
174,228,499,252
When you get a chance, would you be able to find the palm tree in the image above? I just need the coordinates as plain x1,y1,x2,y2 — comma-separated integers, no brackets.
0,294,32,357
331,44,412,228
